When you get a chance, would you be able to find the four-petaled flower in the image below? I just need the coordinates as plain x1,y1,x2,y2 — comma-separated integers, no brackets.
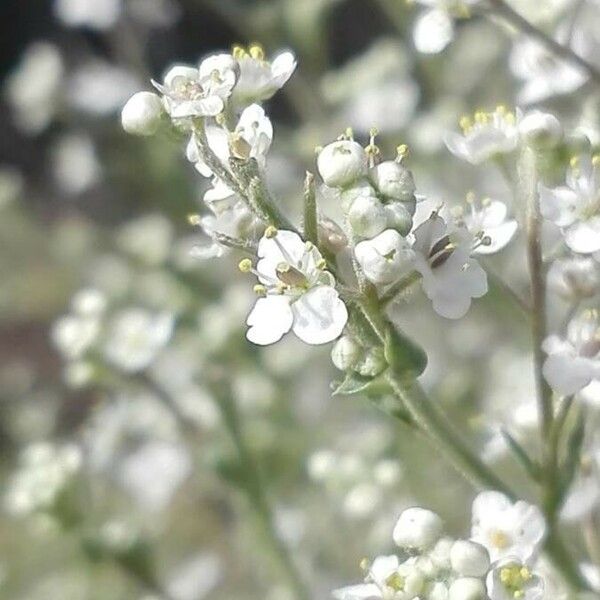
539,153,600,254
471,491,546,564
445,107,521,165
487,559,544,600
412,213,488,319
543,309,600,396
243,229,348,345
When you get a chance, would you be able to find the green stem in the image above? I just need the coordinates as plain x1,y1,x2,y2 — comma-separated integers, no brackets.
303,171,319,245
210,380,311,600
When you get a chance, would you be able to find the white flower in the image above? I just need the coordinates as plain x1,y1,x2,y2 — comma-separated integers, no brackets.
187,103,273,177
154,55,237,120
53,0,122,30
542,310,600,395
539,154,600,254
318,140,368,189
560,449,600,522
518,111,563,149
52,133,102,195
6,42,64,134
231,45,296,104
471,491,546,563
547,257,600,301
103,309,174,372
510,36,589,105
333,555,425,600
412,213,488,319
452,195,518,255
52,313,101,360
121,91,165,136
445,108,520,165
393,507,444,551
355,229,414,285
243,229,348,345
486,559,544,600
4,442,82,517
191,180,263,259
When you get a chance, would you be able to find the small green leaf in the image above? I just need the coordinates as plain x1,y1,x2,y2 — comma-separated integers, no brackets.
332,371,392,397
384,325,427,377
501,428,541,481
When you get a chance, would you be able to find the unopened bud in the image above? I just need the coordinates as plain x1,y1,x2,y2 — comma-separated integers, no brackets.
347,193,387,239
450,540,490,577
384,202,414,236
519,111,563,148
370,160,416,203
448,577,486,600
317,140,368,188
331,335,363,371
121,92,164,136
393,507,444,550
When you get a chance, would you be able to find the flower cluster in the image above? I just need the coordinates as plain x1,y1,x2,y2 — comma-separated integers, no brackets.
334,491,547,600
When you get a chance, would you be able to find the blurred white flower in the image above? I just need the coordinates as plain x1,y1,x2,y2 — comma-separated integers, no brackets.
117,440,191,512
154,56,237,120
445,107,521,165
167,553,223,600
243,229,348,345
412,213,488,318
510,37,588,105
231,45,296,105
5,42,64,134
355,229,414,285
128,0,181,27
452,195,518,255
560,447,600,522
116,214,174,266
53,0,122,30
52,133,102,195
103,308,174,372
333,554,425,600
4,442,82,517
486,559,544,600
187,103,273,177
68,61,140,115
547,257,600,301
52,313,101,360
539,154,600,254
543,310,600,395
471,491,546,563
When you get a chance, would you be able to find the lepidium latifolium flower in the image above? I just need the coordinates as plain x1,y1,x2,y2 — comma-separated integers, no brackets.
334,506,491,600
444,107,521,165
487,559,544,600
539,152,600,254
240,228,348,345
471,491,546,564
542,309,600,396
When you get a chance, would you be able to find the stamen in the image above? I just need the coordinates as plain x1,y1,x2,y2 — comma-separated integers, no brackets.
188,213,202,226
238,258,253,273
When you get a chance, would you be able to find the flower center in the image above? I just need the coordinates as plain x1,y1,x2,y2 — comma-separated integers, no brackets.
384,572,405,593
276,262,310,289
490,529,510,549
500,564,532,599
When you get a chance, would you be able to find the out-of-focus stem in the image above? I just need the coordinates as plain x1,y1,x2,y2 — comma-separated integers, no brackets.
487,0,600,87
210,380,311,600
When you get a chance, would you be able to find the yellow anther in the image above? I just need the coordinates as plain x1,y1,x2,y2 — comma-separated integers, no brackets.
474,111,487,124
249,43,265,60
505,112,516,125
314,145,323,155
238,258,253,273
519,567,531,580
215,113,227,126
317,258,327,270
459,116,472,132
496,105,507,115
232,45,246,59
592,154,600,166
466,191,476,203
500,568,511,584
305,241,314,251
265,225,278,239
397,144,409,158
359,558,369,571
253,284,266,295
481,196,491,206
187,213,202,226
514,591,524,599
369,126,379,139
345,127,354,140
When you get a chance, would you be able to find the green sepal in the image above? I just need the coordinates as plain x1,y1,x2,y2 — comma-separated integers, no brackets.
384,325,427,377
332,371,392,397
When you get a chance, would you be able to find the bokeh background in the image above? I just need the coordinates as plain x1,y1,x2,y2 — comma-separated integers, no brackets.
1,0,598,598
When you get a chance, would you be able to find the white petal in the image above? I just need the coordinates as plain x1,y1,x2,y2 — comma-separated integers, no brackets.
332,583,382,600
246,296,293,345
565,218,600,254
543,353,595,395
475,220,518,255
413,9,454,55
291,286,348,345
539,185,579,228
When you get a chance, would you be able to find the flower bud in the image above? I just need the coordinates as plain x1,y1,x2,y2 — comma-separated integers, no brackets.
384,202,414,236
347,193,387,239
393,507,444,550
565,129,592,154
548,257,600,301
519,111,562,148
317,140,367,188
355,229,413,285
429,537,454,570
354,347,386,377
331,335,362,371
370,160,416,203
450,540,490,577
428,582,449,600
121,92,164,136
448,577,486,600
